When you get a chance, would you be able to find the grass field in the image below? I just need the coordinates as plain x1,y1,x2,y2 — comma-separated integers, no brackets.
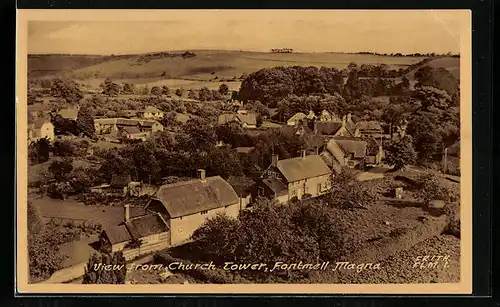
29,50,432,84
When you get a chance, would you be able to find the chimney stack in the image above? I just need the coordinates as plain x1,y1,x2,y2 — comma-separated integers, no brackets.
301,149,307,158
197,169,206,183
124,204,130,222
347,113,352,122
271,154,279,167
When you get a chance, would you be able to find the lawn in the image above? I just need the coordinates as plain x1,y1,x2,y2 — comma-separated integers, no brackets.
33,196,124,229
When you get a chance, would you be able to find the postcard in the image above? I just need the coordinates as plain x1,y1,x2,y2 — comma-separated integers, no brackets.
17,9,472,294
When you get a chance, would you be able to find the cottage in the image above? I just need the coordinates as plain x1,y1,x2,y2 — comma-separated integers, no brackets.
100,210,170,259
354,121,384,139
218,113,257,129
313,121,353,138
28,119,55,143
258,152,333,203
321,138,367,170
138,106,165,120
319,110,342,122
145,170,241,246
286,112,307,126
118,126,150,141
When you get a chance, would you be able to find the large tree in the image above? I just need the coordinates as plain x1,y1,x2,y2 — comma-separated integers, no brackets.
50,78,84,103
76,107,96,138
28,138,51,164
384,135,417,170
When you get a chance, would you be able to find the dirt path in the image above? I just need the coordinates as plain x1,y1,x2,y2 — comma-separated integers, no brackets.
38,262,88,284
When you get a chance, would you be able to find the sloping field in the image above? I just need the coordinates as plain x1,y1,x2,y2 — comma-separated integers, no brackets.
405,56,460,80
29,50,429,82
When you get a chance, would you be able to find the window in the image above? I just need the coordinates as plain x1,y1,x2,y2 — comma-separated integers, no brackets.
200,210,209,215
258,187,265,196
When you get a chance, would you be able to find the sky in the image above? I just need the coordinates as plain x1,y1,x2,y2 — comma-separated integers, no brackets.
27,10,468,55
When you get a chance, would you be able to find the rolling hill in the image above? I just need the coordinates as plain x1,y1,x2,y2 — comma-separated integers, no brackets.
27,50,459,91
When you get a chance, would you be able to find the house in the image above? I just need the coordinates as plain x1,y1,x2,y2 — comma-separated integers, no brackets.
319,110,342,122
94,118,164,137
218,113,257,129
258,152,333,203
118,126,150,141
57,106,80,120
138,106,165,120
354,121,384,139
365,141,385,166
321,138,367,171
286,112,307,126
100,208,170,259
306,110,316,120
313,121,353,138
108,175,132,196
144,169,241,246
227,176,255,211
28,119,55,143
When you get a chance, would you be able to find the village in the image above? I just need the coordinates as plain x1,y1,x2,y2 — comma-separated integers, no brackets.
26,47,461,285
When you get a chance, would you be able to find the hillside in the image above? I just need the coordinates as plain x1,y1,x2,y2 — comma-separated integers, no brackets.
405,56,460,80
28,50,428,82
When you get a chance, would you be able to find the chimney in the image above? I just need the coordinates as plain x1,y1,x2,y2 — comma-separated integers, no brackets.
347,113,352,122
197,169,206,183
271,154,279,167
124,204,130,222
301,149,307,158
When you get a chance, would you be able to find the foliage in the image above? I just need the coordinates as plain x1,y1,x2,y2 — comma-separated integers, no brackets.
175,88,184,97
52,114,80,136
161,85,170,96
121,83,136,95
327,171,373,209
82,251,126,284
50,78,84,103
150,86,162,96
218,83,229,95
418,174,459,204
76,106,96,138
191,213,240,261
49,158,74,181
101,78,121,96
384,135,417,170
28,138,51,164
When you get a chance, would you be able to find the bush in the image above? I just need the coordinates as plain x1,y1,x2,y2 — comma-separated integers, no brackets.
418,174,459,204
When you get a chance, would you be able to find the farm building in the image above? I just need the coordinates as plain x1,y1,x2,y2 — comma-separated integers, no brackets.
313,121,353,138
94,118,164,139
144,169,241,246
354,121,384,139
257,152,333,203
321,138,368,171
28,119,55,143
318,110,342,122
137,106,165,120
218,113,257,129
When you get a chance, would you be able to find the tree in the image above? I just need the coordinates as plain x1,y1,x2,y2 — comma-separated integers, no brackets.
175,88,184,97
161,85,170,96
49,158,74,182
121,83,136,95
418,174,459,204
28,138,51,164
82,252,126,284
101,78,121,96
150,86,162,96
407,111,443,163
50,78,84,103
76,106,96,138
216,122,245,147
327,171,373,209
384,135,417,170
52,114,80,136
191,213,240,261
218,83,229,96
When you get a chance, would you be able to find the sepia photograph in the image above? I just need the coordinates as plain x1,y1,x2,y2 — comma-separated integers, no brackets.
17,9,472,294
